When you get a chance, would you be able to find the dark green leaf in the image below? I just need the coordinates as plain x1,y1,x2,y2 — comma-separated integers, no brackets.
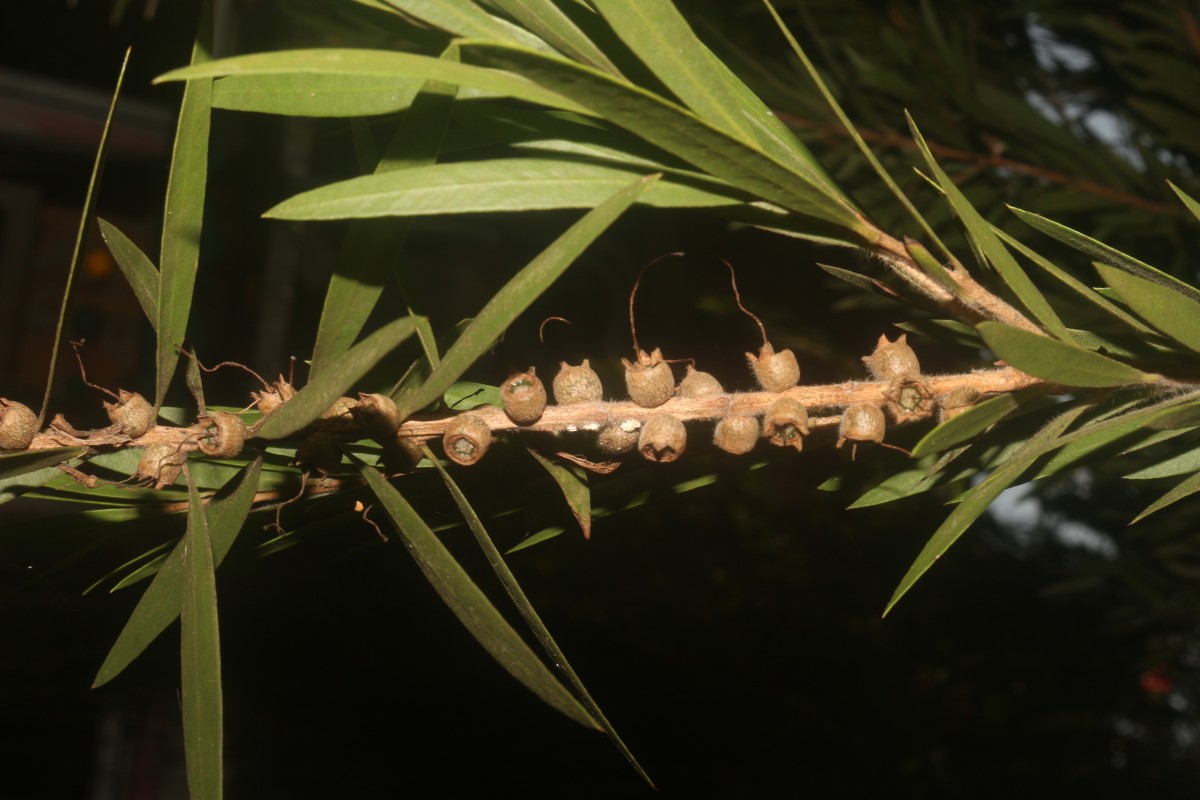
0,448,84,481
93,457,263,688
396,174,652,417
266,157,743,220
1132,471,1200,524
906,115,1069,339
382,0,551,50
1125,444,1200,480
1167,180,1200,223
444,381,503,410
848,454,974,509
487,0,621,74
1094,263,1200,354
257,316,420,439
180,466,223,800
98,218,159,328
884,405,1088,616
527,449,590,539
359,463,598,728
212,73,421,117
978,322,1158,388
911,394,1020,458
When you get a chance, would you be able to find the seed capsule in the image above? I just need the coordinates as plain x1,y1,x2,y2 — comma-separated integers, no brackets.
443,414,492,466
197,412,246,458
137,443,187,489
622,347,674,408
747,342,800,393
862,334,921,382
837,404,886,448
552,360,603,405
638,413,686,463
763,397,810,451
351,393,401,439
713,415,759,455
939,387,981,422
0,399,38,450
678,365,723,399
887,380,935,423
598,422,640,455
253,375,296,416
501,368,547,425
104,390,154,438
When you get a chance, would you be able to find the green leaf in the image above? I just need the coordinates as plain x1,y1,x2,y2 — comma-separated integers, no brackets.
1125,444,1200,480
97,218,158,329
396,174,653,417
426,449,651,786
266,157,743,220
486,0,621,74
93,457,262,688
460,41,862,230
1167,180,1200,223
507,525,565,553
40,49,131,425
1094,263,1200,355
0,448,84,481
905,114,1068,339
977,322,1158,388
180,466,223,800
1132,471,1200,524
444,381,503,410
156,49,590,116
847,454,974,509
309,57,455,381
883,405,1088,617
156,27,213,407
1008,206,1200,305
256,317,420,439
212,73,422,117
527,449,590,539
382,0,551,50
911,394,1020,458
359,463,598,729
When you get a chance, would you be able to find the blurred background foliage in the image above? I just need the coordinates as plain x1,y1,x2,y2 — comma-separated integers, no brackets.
3,0,1200,796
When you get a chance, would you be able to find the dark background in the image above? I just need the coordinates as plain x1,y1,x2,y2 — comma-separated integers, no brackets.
3,1,1200,797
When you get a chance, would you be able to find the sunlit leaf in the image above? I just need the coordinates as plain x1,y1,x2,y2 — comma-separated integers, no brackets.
977,322,1158,387
213,73,422,117
527,449,590,539
1125,443,1200,480
1132,470,1200,524
396,174,653,417
911,394,1020,458
257,317,420,439
1094,263,1200,354
266,157,743,220
847,454,975,509
180,466,223,800
1167,180,1200,223
359,463,598,728
382,0,552,51
93,457,262,688
487,0,621,74
883,405,1088,616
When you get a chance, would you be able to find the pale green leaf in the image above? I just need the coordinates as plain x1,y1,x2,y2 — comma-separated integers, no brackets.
359,463,598,728
1167,180,1200,223
507,526,565,553
527,449,590,539
396,174,653,417
486,0,621,74
156,30,213,407
883,405,1088,616
847,454,975,509
907,114,1069,339
1125,444,1200,480
977,322,1158,388
1094,263,1200,354
382,0,552,51
256,316,420,439
911,394,1020,458
156,49,590,116
266,157,743,220
93,458,263,688
1132,470,1200,523
180,467,223,800
212,73,422,117
460,41,863,230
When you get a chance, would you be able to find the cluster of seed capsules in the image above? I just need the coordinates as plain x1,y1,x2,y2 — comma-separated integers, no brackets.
440,334,980,467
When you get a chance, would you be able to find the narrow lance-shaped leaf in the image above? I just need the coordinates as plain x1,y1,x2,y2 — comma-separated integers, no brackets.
98,218,159,328
906,113,1069,339
212,73,423,117
911,393,1020,458
180,466,223,800
486,0,622,74
93,457,263,687
978,321,1159,388
1167,180,1200,224
527,449,591,539
382,0,552,52
395,174,654,417
459,41,863,230
266,157,744,221
359,463,598,729
309,54,457,381
256,316,420,439
1132,470,1200,524
1094,262,1200,355
156,49,592,116
156,18,213,407
0,448,85,482
40,48,131,425
1125,445,1200,480
883,405,1088,617
426,448,652,786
